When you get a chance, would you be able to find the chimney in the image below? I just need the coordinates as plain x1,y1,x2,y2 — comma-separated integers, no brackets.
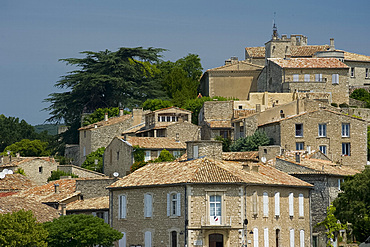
54,183,60,193
295,153,301,163
132,108,143,126
119,108,124,117
104,112,108,121
329,38,335,51
255,104,261,113
186,140,223,160
251,165,259,173
242,164,251,172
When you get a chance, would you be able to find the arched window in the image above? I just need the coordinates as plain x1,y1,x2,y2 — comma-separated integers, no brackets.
171,231,177,247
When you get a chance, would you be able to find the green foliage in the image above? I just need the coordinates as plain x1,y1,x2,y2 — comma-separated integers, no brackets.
1,139,51,157
33,124,61,135
133,145,145,162
83,107,130,126
333,167,370,242
130,160,148,172
81,147,105,173
339,103,349,108
15,168,26,175
350,89,370,108
316,205,347,247
215,136,232,152
0,209,48,247
230,130,271,152
47,170,78,182
142,99,173,111
152,149,175,163
43,214,123,247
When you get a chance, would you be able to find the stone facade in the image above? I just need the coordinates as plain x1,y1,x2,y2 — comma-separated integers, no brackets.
57,165,106,178
75,178,116,199
259,109,367,170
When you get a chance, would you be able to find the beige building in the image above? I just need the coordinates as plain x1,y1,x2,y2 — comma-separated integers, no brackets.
199,59,263,100
258,109,367,170
103,136,186,177
107,141,313,247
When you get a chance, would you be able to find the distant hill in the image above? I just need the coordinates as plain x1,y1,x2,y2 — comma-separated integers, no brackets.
33,124,62,135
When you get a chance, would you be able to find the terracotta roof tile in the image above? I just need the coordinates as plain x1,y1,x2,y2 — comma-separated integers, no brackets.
0,197,59,222
222,152,259,162
343,51,370,61
245,47,265,58
123,137,186,149
108,158,312,189
269,58,348,69
0,174,37,192
205,60,264,71
151,106,192,114
79,114,132,131
245,45,330,58
66,196,109,211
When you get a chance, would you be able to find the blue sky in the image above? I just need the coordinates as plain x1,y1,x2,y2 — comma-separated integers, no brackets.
1,0,369,125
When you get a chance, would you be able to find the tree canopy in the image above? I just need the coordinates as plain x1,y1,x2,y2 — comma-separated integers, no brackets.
1,139,51,157
81,147,105,173
333,167,370,242
47,170,78,182
230,130,272,152
43,214,123,247
0,210,48,247
82,107,130,126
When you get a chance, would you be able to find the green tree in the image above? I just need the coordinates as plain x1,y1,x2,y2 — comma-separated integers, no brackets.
350,88,370,108
316,205,347,247
333,167,370,242
152,149,175,162
81,147,105,173
1,139,51,157
142,99,173,111
230,130,271,152
47,170,78,182
44,47,167,143
0,209,48,247
82,107,130,126
215,135,232,152
43,214,123,247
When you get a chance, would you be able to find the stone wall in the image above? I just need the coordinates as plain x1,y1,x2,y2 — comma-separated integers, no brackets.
103,137,133,178
166,122,200,142
19,158,58,185
346,60,370,87
65,144,79,165
186,141,223,160
202,101,234,121
57,165,106,178
75,178,116,199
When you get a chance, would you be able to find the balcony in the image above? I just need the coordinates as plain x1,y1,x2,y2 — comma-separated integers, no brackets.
200,216,234,229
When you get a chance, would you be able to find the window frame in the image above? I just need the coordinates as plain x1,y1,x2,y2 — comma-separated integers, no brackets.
289,192,294,217
304,74,310,82
274,192,280,217
293,74,299,82
118,194,127,219
295,123,303,137
299,194,304,217
350,67,355,77
263,192,269,217
366,68,369,78
318,123,327,137
315,73,323,82
319,145,327,155
167,192,181,217
332,74,339,84
296,142,304,151
342,123,350,137
342,143,351,156
209,194,222,225
144,193,153,218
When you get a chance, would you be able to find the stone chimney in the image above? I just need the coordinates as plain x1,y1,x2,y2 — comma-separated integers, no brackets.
242,164,251,172
251,165,259,173
132,108,143,126
104,112,108,121
54,183,60,193
119,108,124,117
186,140,222,160
329,38,335,51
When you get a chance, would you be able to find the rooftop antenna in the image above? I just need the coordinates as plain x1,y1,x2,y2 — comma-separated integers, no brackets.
272,12,279,39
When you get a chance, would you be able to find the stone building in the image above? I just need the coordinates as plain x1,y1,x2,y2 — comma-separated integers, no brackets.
274,151,359,247
103,136,186,178
107,141,313,247
78,109,145,165
258,58,350,105
199,59,263,100
258,109,367,170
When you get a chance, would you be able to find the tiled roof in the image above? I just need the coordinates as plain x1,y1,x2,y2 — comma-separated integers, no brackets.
66,196,109,211
245,47,265,58
122,122,145,134
233,109,256,119
343,51,370,62
108,158,312,189
123,136,186,149
79,114,132,131
0,174,37,192
222,152,259,162
205,60,264,71
208,120,233,129
13,178,79,203
150,106,192,114
269,58,348,69
245,45,330,58
0,197,59,222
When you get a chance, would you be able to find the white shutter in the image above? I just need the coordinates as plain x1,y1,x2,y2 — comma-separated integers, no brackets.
144,194,152,217
119,195,127,219
293,74,299,82
167,193,170,216
275,192,280,216
290,229,295,247
145,231,152,247
300,230,305,247
264,228,269,247
299,194,304,217
253,228,259,247
263,192,268,217
289,193,294,216
193,145,199,159
176,193,181,216
103,211,108,223
119,232,126,247
92,212,97,217
304,74,310,82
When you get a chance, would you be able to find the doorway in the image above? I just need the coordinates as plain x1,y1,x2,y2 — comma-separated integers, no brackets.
209,234,223,247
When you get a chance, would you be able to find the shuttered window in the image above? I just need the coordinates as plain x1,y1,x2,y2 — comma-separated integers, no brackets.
274,192,280,216
119,195,127,219
263,192,268,217
299,194,304,217
289,192,294,216
144,193,153,218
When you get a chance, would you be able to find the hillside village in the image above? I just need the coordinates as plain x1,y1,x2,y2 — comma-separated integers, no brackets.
1,27,370,247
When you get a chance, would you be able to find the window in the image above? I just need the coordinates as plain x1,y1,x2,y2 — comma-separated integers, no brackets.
210,195,222,225
319,145,327,155
239,105,243,109
145,231,152,247
39,166,43,174
119,195,127,219
318,124,326,137
295,124,303,137
366,68,369,78
253,228,259,247
296,142,304,151
332,74,339,84
171,231,177,247
83,146,86,157
289,193,294,216
264,228,269,247
290,229,295,247
275,192,280,216
193,145,199,159
293,74,299,82
144,193,153,218
117,151,120,160
350,67,355,77
315,74,323,82
252,191,258,216
304,74,310,82
300,230,305,247
342,123,350,137
173,150,181,158
299,194,304,217
119,232,126,247
220,130,229,139
263,192,269,217
342,143,350,156
338,179,344,191
144,151,151,162
313,235,318,247
167,192,181,217
84,131,86,138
